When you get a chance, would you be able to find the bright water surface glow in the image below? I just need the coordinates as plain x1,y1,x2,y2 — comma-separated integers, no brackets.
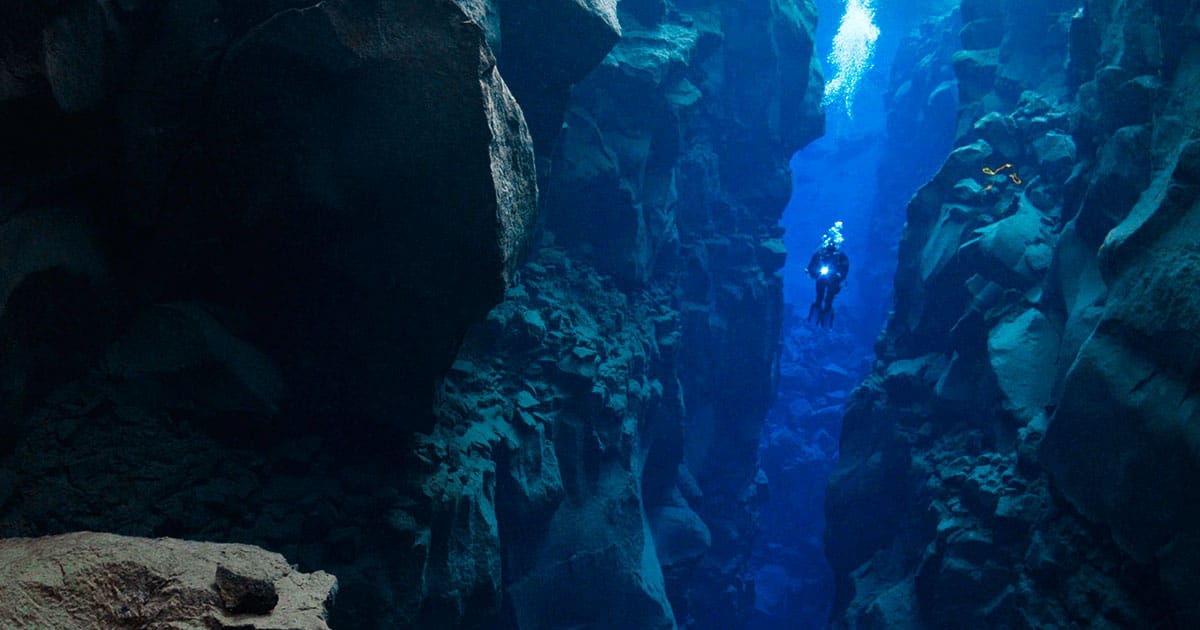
822,0,881,118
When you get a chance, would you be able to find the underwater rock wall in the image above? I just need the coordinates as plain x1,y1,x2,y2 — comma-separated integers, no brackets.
0,0,538,430
1,1,550,625
861,8,960,334
826,0,1200,626
0,0,822,627
422,1,825,627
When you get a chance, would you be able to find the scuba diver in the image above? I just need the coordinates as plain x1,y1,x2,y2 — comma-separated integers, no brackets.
807,221,849,327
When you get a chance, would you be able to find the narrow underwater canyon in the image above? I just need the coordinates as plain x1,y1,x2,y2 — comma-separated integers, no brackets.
1,0,821,626
0,0,1197,628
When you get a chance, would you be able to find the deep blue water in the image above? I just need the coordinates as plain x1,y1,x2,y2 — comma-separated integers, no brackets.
752,0,959,626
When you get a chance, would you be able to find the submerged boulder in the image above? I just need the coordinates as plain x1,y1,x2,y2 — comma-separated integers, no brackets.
105,302,284,419
986,307,1059,422
0,208,113,405
649,487,713,567
496,0,621,152
201,0,538,425
959,197,1053,288
972,112,1019,160
952,48,998,101
1030,131,1076,182
1074,124,1152,245
1,0,541,429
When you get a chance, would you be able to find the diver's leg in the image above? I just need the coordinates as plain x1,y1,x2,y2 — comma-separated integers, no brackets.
820,284,840,326
810,282,826,321
824,284,838,311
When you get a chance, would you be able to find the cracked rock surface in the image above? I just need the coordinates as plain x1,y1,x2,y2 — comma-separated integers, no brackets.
0,531,335,630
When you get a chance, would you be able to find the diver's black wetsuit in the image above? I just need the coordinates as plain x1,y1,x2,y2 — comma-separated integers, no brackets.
806,248,849,326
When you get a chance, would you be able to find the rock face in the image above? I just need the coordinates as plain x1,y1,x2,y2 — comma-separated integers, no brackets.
1,0,537,430
0,0,822,628
420,252,683,628
826,0,1200,627
862,8,960,333
0,531,335,629
544,0,823,285
496,0,622,155
2,0,536,626
409,2,824,627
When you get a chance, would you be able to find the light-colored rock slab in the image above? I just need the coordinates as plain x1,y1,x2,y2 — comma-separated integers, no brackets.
0,532,336,630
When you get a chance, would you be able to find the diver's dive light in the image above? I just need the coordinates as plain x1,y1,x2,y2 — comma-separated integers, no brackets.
820,266,830,276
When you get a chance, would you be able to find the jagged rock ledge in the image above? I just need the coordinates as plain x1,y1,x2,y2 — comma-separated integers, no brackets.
0,531,336,629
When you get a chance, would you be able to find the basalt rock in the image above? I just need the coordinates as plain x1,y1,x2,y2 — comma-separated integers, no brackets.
201,0,537,427
215,564,280,615
2,0,543,627
1,0,538,430
828,0,1200,627
0,531,335,629
401,1,824,628
496,0,621,155
0,208,115,414
951,0,1073,139
544,0,821,285
1,1,824,629
105,302,285,421
862,7,960,336
416,251,684,628
1041,138,1200,624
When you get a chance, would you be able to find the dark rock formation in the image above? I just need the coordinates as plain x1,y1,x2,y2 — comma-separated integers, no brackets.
2,0,542,626
495,0,622,156
1,0,537,430
404,1,825,627
421,250,684,628
862,8,960,333
544,0,822,285
2,0,823,628
216,564,281,615
0,531,335,629
827,0,1200,626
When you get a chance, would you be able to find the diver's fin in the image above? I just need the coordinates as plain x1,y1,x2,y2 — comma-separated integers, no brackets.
818,306,834,327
